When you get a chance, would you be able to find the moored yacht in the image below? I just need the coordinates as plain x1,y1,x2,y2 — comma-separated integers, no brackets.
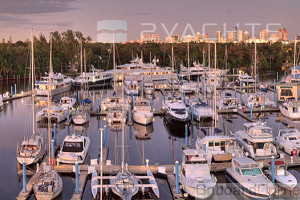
279,100,300,120
132,98,153,125
74,66,113,88
73,108,90,125
235,122,278,160
101,96,128,111
179,80,198,94
143,80,155,94
36,103,66,123
59,97,76,111
35,73,73,96
187,98,214,122
235,72,255,86
124,79,139,95
106,110,126,127
58,133,90,164
247,94,276,108
275,128,300,156
0,94,3,109
180,149,216,199
217,93,240,110
195,136,243,162
33,165,63,200
226,157,275,199
162,96,189,125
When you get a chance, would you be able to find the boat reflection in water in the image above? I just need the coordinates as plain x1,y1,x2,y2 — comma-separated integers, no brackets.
163,117,190,138
133,122,154,140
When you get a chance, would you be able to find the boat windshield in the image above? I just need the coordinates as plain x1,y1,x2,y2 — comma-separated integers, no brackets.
171,108,186,113
289,137,298,141
62,142,83,152
241,168,261,176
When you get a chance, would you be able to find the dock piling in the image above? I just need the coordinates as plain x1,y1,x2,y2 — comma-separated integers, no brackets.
240,81,242,91
191,105,193,122
129,105,132,124
284,71,286,80
271,156,275,183
175,161,179,194
203,143,206,151
15,84,17,95
75,162,79,194
277,72,278,81
184,92,186,104
235,90,236,98
250,104,253,119
163,82,165,93
22,162,27,193
77,91,80,104
131,93,133,108
51,139,55,158
67,106,70,122
97,98,100,113
274,79,276,90
263,95,265,110
150,97,153,112
11,86,13,97
104,125,107,148
276,89,278,102
53,124,57,146
185,124,188,147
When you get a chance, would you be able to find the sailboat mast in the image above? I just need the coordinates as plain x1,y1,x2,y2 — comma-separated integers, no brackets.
208,42,210,68
84,48,87,99
48,33,53,165
121,69,125,174
202,46,205,66
254,41,257,94
80,39,83,75
214,41,217,128
172,46,174,93
31,29,35,137
294,38,297,70
113,31,116,94
188,42,190,81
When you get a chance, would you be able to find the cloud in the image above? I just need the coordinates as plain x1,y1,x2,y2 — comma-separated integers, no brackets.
0,0,78,15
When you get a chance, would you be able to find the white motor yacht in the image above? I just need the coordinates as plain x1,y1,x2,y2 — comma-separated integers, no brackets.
179,80,198,94
187,98,214,122
106,110,126,126
36,104,66,123
217,93,240,110
226,157,275,199
58,134,90,164
235,72,255,86
180,149,216,199
246,94,276,108
33,165,63,200
235,122,278,160
74,67,113,88
132,99,153,125
59,97,76,111
162,96,189,125
279,100,300,120
264,160,297,190
124,79,139,95
35,73,73,96
143,80,155,94
0,94,3,109
195,136,243,162
275,128,300,156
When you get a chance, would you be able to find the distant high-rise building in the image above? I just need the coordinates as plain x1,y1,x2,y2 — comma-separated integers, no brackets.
238,30,243,42
228,32,234,42
183,35,195,42
244,31,250,41
216,31,222,42
165,36,173,43
204,33,209,41
270,33,280,42
195,32,203,42
233,26,239,41
278,28,287,41
151,34,160,43
172,35,180,42
260,29,269,41
141,33,151,43
296,35,300,41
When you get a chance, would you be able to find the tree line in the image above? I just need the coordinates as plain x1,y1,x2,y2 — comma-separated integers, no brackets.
0,30,298,78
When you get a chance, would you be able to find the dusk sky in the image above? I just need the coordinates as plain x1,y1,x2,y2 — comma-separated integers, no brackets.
0,0,299,42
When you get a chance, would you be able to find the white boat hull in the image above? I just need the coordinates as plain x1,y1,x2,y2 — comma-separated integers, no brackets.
36,83,72,96
133,112,153,125
181,183,214,199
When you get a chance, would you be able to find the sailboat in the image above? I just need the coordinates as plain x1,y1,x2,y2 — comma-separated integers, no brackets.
17,29,46,165
73,44,90,125
33,32,63,200
91,70,159,200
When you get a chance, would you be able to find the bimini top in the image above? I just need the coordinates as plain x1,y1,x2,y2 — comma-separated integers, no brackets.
183,149,206,156
232,157,258,169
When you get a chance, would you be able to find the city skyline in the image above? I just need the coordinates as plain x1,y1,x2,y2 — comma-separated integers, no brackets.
0,0,299,42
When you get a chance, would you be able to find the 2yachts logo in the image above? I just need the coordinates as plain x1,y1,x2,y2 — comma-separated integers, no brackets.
97,20,127,43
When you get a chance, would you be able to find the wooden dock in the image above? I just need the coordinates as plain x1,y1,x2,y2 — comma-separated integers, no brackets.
166,172,183,200
16,171,41,200
71,171,88,200
3,91,32,102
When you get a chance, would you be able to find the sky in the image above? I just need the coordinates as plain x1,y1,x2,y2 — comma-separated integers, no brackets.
0,0,299,42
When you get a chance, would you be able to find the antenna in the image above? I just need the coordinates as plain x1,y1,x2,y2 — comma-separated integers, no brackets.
113,30,116,95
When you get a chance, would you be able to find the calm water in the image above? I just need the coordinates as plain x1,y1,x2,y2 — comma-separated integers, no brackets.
0,76,300,200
